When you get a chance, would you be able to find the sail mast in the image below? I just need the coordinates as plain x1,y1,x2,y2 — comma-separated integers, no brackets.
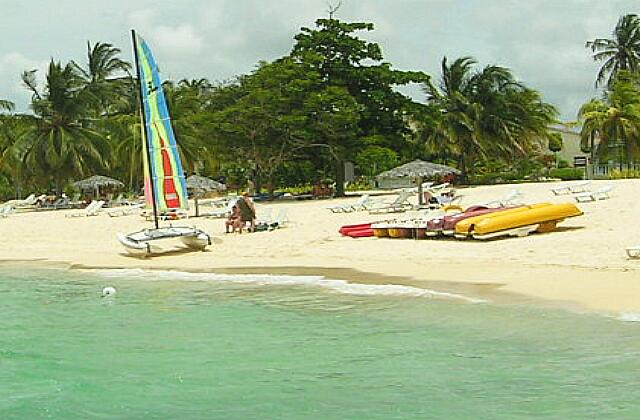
131,29,160,229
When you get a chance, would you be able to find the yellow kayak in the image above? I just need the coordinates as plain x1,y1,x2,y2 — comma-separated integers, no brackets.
455,203,582,239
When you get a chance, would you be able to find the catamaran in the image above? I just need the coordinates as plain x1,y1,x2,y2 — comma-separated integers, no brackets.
117,30,211,255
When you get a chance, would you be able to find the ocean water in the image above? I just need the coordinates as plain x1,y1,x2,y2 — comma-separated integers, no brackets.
1,266,639,419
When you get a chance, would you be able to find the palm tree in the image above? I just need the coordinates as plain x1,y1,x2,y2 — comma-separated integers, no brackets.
72,41,132,115
578,72,640,168
421,56,557,179
586,14,640,88
17,60,110,193
0,99,14,112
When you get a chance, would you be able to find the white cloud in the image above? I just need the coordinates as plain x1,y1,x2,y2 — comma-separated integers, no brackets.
128,9,204,56
1,0,637,119
0,53,48,112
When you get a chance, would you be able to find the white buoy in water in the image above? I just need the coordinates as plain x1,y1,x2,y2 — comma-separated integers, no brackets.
102,286,117,297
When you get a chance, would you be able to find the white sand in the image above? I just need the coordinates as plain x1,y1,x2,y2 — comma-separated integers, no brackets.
2,179,639,313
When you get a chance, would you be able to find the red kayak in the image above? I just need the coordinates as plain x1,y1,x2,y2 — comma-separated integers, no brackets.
346,228,374,238
339,223,372,236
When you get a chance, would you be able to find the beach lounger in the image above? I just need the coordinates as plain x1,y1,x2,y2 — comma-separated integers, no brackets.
268,208,289,230
483,188,524,208
204,199,237,218
368,191,413,214
256,206,273,225
107,203,144,217
574,185,614,202
551,181,591,195
65,200,105,217
327,194,371,213
0,204,15,218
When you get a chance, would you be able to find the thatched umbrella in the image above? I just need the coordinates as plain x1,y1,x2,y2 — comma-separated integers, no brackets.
375,160,460,205
74,175,124,199
186,175,227,217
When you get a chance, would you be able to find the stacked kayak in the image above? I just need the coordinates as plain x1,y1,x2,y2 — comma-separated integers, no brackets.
340,202,583,240
339,223,375,238
454,203,582,240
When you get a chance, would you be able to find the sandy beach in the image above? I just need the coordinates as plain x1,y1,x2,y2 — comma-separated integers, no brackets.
2,179,639,314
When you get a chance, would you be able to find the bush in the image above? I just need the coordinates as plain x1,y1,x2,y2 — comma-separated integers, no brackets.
468,171,520,185
346,176,374,191
0,175,14,201
609,168,640,179
549,168,584,180
557,159,570,168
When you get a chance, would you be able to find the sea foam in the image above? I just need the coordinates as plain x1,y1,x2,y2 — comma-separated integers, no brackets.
88,268,485,303
618,312,640,322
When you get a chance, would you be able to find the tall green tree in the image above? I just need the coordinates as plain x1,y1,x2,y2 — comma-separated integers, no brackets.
73,41,132,115
578,71,640,166
290,17,427,195
17,61,110,192
420,56,557,179
207,59,320,192
587,14,640,88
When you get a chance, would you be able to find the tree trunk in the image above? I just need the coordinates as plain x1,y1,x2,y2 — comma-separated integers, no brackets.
457,155,468,184
334,159,345,197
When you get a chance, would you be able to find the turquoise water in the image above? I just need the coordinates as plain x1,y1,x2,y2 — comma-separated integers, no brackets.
1,266,639,419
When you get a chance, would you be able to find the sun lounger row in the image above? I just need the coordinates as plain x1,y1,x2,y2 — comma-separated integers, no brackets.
551,181,591,195
327,194,377,213
550,181,615,202
65,200,105,217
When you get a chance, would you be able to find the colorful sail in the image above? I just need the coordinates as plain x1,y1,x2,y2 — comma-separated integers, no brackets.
133,33,188,213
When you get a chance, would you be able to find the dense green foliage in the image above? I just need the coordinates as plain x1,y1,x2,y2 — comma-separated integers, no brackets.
587,14,640,88
417,57,558,181
578,71,640,165
580,14,640,172
0,16,569,199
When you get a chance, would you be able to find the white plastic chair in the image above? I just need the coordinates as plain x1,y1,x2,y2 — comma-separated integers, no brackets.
269,208,289,230
327,194,371,213
574,185,614,202
551,181,591,195
0,204,14,218
204,198,237,218
483,189,524,207
65,200,105,218
368,191,414,214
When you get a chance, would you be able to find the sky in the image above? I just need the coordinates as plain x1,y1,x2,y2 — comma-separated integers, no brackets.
0,0,637,120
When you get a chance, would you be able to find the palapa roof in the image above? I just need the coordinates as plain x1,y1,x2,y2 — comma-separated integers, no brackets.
186,175,226,192
73,175,124,190
376,160,460,180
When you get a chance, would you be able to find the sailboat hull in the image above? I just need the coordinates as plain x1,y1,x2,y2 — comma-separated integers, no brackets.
118,226,211,256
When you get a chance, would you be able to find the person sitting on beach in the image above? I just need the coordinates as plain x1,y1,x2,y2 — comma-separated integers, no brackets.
236,192,256,233
225,204,241,233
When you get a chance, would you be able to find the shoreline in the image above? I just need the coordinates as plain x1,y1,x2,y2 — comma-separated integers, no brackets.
1,179,639,315
2,256,634,318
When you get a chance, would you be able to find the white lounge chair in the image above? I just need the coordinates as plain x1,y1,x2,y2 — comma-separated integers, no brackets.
268,208,289,230
204,198,237,218
483,188,524,208
551,181,591,195
574,185,614,202
0,204,14,218
256,206,273,225
368,191,414,214
65,200,105,217
107,203,144,217
327,194,371,213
